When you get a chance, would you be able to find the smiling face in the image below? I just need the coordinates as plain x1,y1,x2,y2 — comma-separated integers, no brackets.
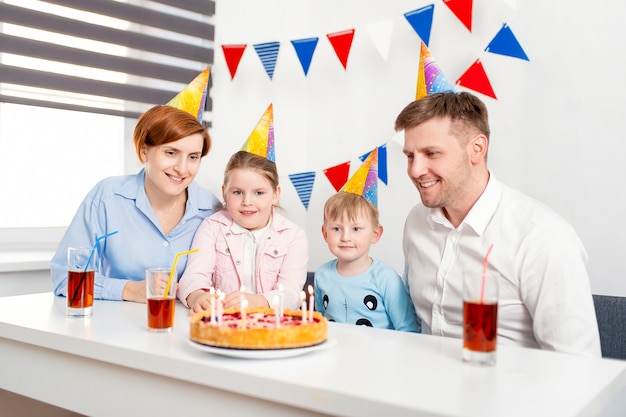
322,206,382,269
402,117,488,226
141,133,204,200
222,167,280,231
322,192,383,268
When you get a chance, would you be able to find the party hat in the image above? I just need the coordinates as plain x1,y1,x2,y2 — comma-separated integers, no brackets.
416,42,456,100
341,147,378,207
240,103,275,162
166,66,210,122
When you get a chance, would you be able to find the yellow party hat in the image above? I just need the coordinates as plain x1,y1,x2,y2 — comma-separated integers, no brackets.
240,103,275,162
166,66,210,122
341,147,378,206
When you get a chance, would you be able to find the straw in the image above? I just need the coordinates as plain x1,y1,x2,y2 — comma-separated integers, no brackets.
480,243,494,303
70,230,119,305
163,249,199,299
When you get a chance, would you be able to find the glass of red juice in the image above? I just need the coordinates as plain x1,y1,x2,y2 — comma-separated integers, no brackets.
462,271,498,366
67,247,95,318
146,267,176,332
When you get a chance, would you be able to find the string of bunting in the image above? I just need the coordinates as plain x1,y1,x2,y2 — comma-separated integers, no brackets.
221,1,530,210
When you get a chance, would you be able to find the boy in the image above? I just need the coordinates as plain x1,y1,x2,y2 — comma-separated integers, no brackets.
314,150,419,332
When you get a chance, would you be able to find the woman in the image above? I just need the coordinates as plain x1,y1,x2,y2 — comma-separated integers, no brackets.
51,105,220,302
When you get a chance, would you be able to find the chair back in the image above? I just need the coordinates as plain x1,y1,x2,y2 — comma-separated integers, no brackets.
592,294,626,360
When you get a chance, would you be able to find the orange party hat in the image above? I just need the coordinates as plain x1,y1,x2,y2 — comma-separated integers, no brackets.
416,42,456,100
341,147,378,206
240,103,275,162
166,66,210,122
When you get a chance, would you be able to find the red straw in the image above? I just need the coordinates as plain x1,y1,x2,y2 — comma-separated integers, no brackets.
480,243,494,303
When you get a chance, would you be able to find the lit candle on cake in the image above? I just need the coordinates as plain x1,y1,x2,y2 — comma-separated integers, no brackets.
209,287,216,326
300,290,307,323
308,284,314,322
272,295,280,327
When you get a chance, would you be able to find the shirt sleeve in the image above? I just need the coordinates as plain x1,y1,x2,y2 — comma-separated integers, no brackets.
50,185,118,300
521,222,601,357
177,217,217,306
380,266,421,333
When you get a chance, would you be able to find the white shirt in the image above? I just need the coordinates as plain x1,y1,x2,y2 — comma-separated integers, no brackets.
231,221,269,294
403,174,601,357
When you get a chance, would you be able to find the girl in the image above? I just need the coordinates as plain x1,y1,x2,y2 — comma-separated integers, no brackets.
178,150,308,313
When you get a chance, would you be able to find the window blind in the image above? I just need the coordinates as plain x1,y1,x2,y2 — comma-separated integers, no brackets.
0,0,215,120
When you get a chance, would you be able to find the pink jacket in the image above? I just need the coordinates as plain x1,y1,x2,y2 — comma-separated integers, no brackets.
177,209,309,309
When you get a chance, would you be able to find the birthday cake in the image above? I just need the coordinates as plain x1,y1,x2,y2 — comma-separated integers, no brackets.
189,307,328,350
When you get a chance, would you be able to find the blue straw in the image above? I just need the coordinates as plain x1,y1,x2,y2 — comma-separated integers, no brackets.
83,231,119,273
71,231,119,304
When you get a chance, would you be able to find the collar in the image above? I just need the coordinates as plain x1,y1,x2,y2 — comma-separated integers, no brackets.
427,172,501,236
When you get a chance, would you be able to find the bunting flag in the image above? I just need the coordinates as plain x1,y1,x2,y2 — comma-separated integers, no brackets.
360,144,388,185
416,41,456,100
291,37,319,75
289,172,316,210
323,161,351,192
165,66,210,122
342,147,378,207
456,59,497,99
404,4,435,47
485,23,529,61
253,41,281,80
241,104,275,161
443,0,473,32
221,44,247,80
364,19,394,60
327,29,355,70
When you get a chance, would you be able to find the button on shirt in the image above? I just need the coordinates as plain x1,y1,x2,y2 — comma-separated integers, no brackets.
50,169,220,301
403,173,601,357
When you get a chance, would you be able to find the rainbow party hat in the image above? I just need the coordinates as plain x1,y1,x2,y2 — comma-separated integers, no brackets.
166,66,210,122
416,42,456,100
240,103,275,162
341,147,378,207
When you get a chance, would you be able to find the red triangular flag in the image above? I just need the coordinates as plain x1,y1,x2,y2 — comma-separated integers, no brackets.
323,161,351,191
221,44,247,80
443,0,473,32
326,29,355,70
456,59,497,99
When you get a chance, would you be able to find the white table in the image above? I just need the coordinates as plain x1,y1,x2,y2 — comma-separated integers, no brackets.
0,293,625,417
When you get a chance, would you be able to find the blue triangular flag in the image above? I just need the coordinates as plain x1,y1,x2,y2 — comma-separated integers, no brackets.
404,4,435,47
253,41,281,79
359,143,388,185
291,37,318,76
289,172,316,210
485,23,529,61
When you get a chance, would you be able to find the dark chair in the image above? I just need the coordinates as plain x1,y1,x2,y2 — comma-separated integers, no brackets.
592,294,626,360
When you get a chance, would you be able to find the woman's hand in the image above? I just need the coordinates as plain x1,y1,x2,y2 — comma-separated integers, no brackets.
122,280,147,303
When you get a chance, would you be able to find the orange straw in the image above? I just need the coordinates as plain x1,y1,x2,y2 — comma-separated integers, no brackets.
480,244,494,303
163,249,199,299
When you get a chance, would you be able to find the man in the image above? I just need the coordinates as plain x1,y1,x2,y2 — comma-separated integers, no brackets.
395,91,600,357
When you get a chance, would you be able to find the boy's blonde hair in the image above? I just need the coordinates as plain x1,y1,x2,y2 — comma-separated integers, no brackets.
323,192,379,227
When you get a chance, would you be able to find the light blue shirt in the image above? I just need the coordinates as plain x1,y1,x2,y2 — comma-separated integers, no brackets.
50,169,220,301
314,259,420,332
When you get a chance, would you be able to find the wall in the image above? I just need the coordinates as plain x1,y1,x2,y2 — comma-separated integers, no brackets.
198,0,626,296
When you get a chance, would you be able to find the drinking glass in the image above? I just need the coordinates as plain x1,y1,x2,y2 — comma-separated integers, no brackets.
146,268,176,332
462,271,498,366
67,247,95,318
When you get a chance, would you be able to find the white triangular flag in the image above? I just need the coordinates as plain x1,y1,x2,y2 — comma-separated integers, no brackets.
364,18,394,60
